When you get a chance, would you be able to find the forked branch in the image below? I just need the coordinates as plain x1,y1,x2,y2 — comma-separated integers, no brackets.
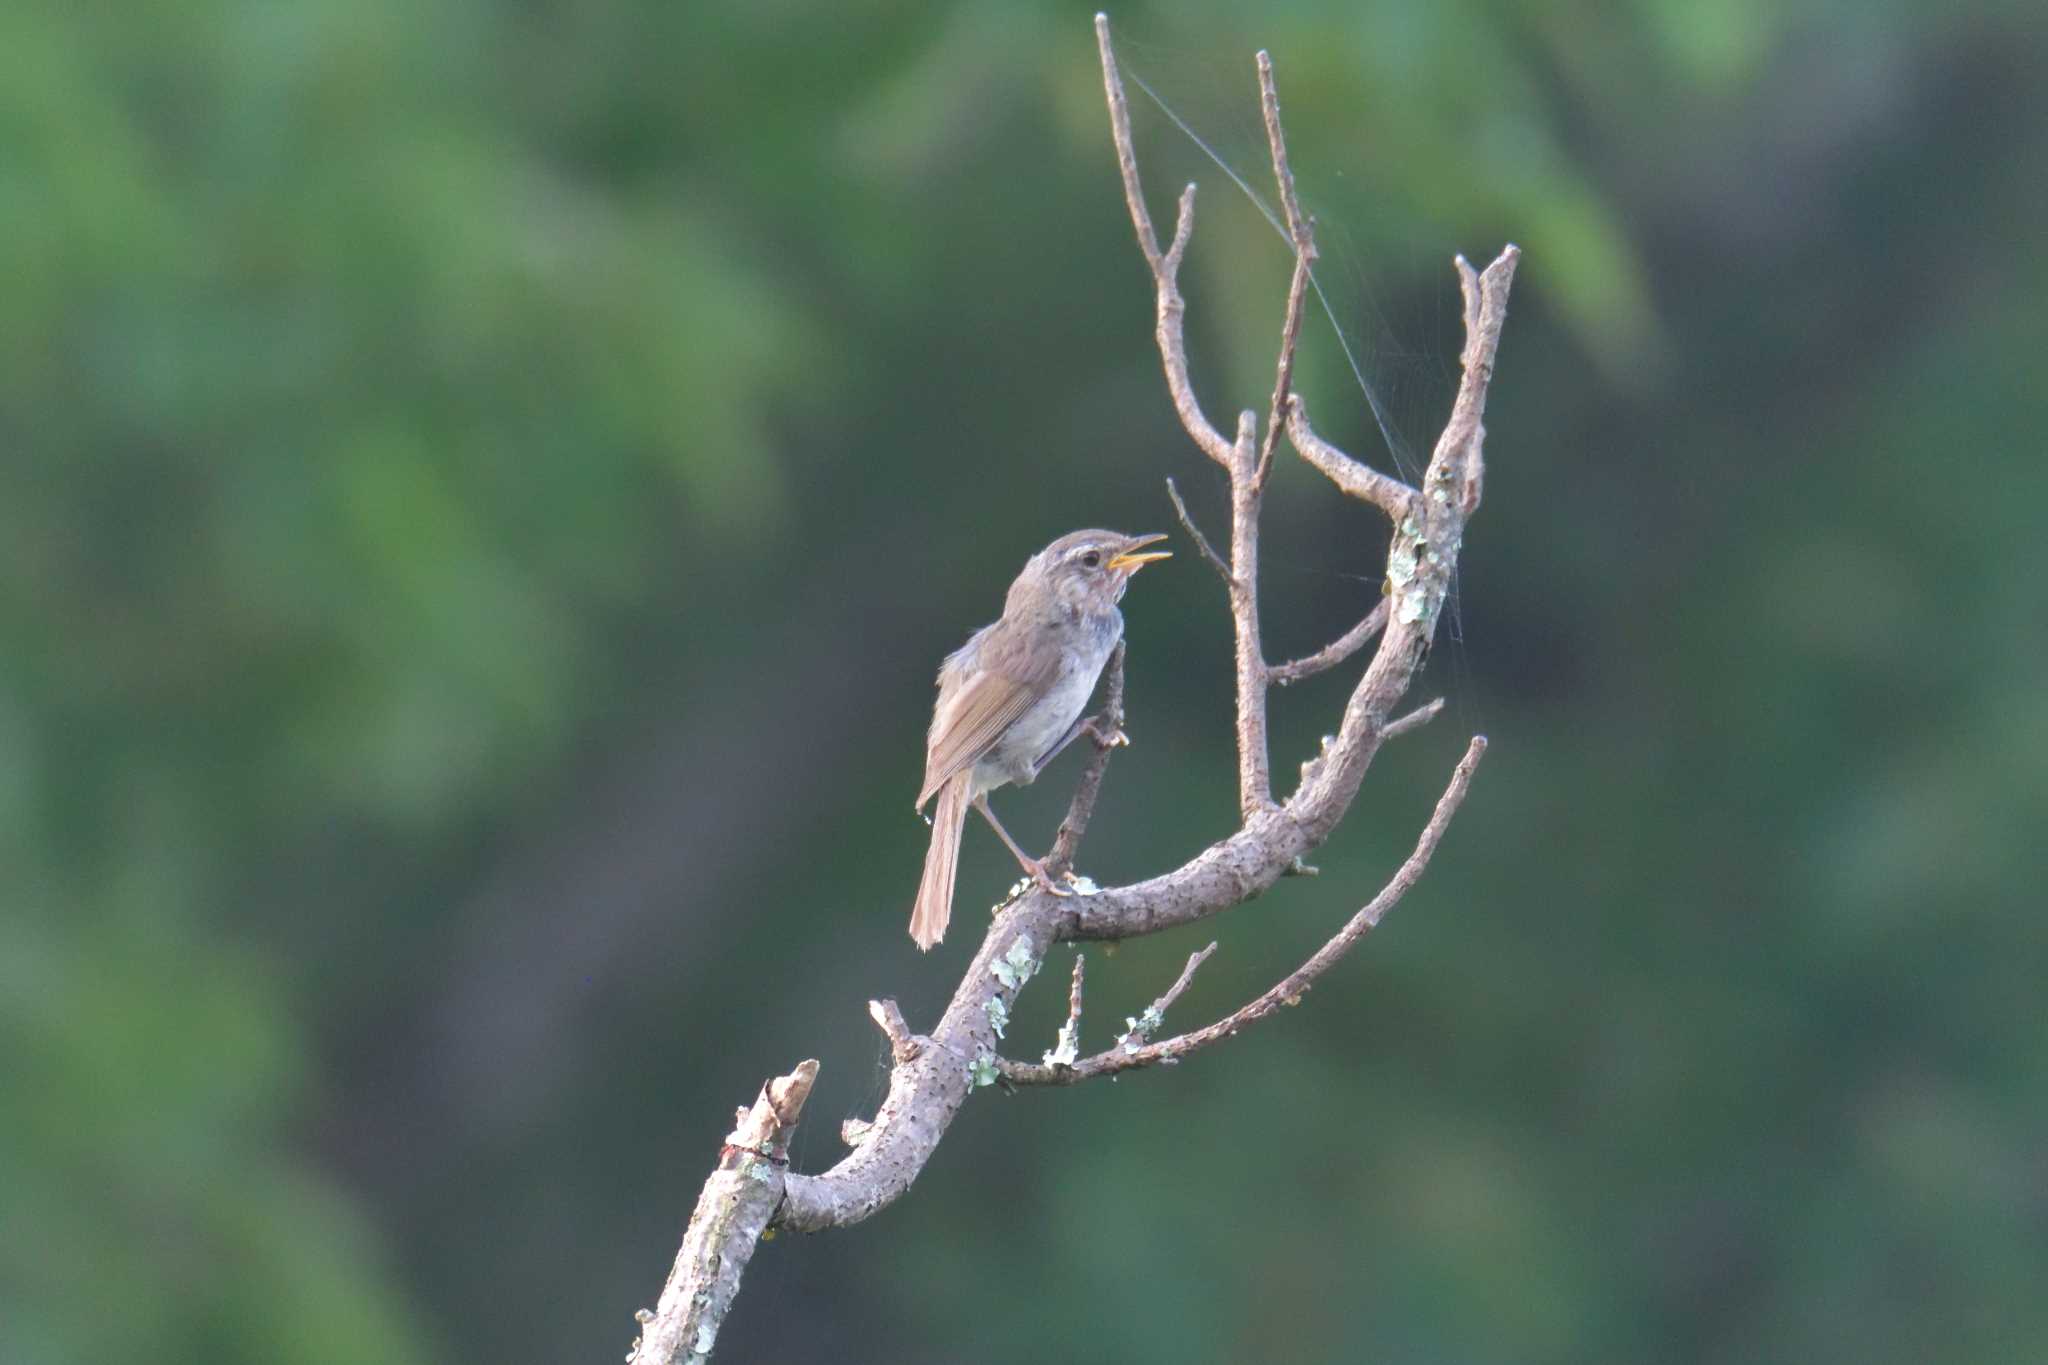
1098,23,1232,469
628,18,1516,1361
1003,736,1484,1086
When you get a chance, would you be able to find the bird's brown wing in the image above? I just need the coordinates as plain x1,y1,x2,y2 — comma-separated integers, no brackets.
916,620,1059,810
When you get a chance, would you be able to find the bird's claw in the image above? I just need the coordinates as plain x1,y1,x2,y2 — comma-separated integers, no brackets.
1016,853,1076,898
1084,719,1130,749
1030,865,1076,898
997,865,1077,911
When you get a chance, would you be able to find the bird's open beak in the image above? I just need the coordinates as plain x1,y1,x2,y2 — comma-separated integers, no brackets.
1107,533,1172,573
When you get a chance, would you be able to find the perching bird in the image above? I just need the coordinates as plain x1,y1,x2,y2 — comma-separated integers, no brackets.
909,529,1170,949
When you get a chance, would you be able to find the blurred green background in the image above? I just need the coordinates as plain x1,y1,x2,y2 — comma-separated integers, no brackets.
5,0,2044,1361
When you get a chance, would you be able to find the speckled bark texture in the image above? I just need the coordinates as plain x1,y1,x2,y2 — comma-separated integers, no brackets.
630,1063,815,1365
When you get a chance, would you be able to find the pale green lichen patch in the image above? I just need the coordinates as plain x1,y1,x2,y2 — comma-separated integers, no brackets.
1120,1005,1165,1053
1043,1019,1079,1068
992,934,1039,990
1386,540,1418,589
985,994,1009,1038
967,1050,999,1088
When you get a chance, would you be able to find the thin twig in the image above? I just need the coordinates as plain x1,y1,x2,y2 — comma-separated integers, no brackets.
1286,695,1443,807
1270,600,1390,685
1012,737,1483,1085
1289,696,1441,802
1045,644,1126,878
1097,18,1160,272
1380,696,1445,742
1258,51,1309,240
1253,50,1316,488
1001,941,1217,1086
868,998,923,1064
1096,14,1234,468
1118,941,1218,1049
1286,395,1416,521
1165,477,1234,589
1037,954,1086,1071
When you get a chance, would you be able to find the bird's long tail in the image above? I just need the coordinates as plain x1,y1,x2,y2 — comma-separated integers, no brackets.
910,774,971,951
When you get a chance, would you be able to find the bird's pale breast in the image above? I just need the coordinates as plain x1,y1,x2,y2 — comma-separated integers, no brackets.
973,608,1122,793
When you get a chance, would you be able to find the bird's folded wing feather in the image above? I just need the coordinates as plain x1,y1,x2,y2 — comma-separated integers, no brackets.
917,622,1058,809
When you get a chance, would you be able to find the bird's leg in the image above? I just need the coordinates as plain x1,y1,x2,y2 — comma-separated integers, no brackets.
1029,713,1129,778
973,794,1073,897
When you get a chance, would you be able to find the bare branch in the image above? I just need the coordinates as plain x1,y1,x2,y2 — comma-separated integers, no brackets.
1286,395,1416,520
631,1061,818,1365
1002,941,1217,1086
1021,737,1482,1084
1036,953,1086,1073
1102,18,1283,818
1253,50,1316,488
630,21,1516,1354
1442,249,1520,518
1045,643,1126,877
1381,696,1446,741
1259,262,1314,488
1258,51,1309,240
1270,600,1389,685
1118,941,1217,1049
1227,410,1273,818
1061,245,1516,926
776,905,1052,1234
1096,16,1160,271
1204,41,1339,814
1165,476,1234,589
1096,14,1234,467
868,998,923,1064
1279,243,1516,841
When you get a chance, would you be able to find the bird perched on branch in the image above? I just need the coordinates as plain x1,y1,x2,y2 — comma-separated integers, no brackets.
910,529,1170,950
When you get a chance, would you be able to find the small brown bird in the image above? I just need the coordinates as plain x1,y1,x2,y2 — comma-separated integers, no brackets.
910,529,1170,950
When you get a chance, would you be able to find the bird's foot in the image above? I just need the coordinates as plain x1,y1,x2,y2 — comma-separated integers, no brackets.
998,854,1074,899
1083,717,1130,749
998,865,1096,913
1022,856,1075,898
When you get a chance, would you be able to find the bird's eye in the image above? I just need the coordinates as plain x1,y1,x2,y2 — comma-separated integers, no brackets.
1080,550,1102,569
